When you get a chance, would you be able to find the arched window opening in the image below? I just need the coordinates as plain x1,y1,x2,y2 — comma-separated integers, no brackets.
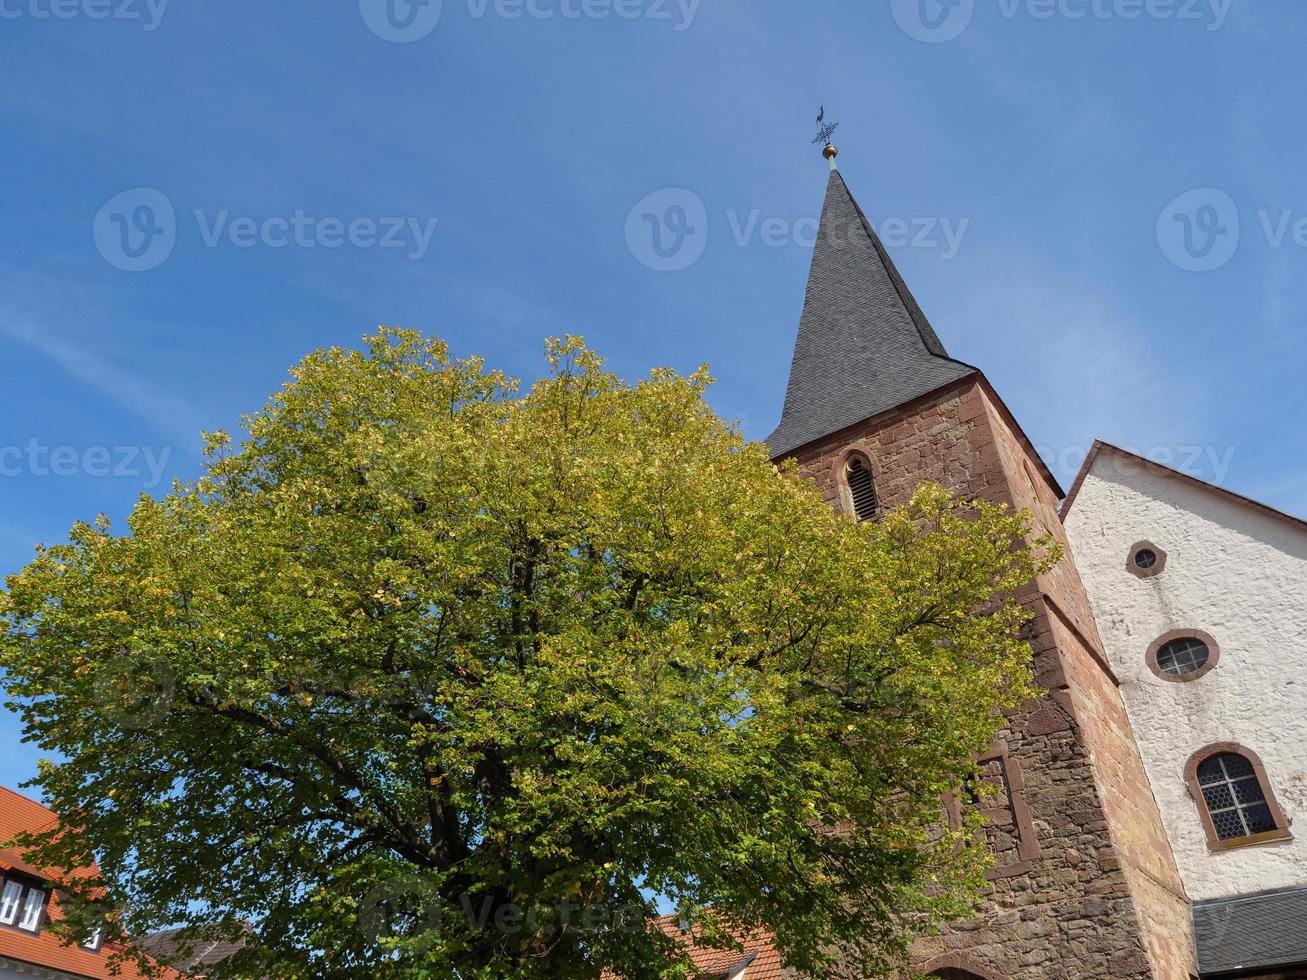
844,455,879,522
1186,744,1292,851
1197,753,1276,841
920,952,1005,979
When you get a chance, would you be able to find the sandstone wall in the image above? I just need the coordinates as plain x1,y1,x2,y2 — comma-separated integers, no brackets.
786,378,1195,978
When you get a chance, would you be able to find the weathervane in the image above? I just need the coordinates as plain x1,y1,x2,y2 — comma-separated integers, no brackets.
812,105,839,167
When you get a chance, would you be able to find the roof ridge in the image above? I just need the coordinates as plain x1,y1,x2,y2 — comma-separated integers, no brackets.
1062,440,1307,533
0,784,50,811
833,170,952,361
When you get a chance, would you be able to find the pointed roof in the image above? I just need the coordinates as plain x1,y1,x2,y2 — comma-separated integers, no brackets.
766,168,977,458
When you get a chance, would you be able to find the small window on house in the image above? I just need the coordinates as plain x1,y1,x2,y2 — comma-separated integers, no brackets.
1157,637,1210,676
1189,747,1292,849
83,928,103,952
17,887,45,932
0,880,21,925
844,455,879,522
1146,630,1219,682
1126,540,1167,578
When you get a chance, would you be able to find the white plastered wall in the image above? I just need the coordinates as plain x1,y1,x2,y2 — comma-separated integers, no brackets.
1063,451,1307,900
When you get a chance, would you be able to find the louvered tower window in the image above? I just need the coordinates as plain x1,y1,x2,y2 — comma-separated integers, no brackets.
845,455,879,522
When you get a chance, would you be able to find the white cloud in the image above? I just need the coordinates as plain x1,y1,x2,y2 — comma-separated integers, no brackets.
0,319,203,447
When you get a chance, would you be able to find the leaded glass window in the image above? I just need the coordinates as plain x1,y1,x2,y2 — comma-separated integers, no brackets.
1156,637,1209,677
1197,753,1278,841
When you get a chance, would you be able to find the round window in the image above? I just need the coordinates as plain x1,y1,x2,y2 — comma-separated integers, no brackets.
1126,541,1167,578
1133,548,1158,570
1156,637,1209,677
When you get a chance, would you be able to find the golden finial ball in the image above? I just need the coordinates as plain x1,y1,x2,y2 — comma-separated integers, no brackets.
822,143,839,160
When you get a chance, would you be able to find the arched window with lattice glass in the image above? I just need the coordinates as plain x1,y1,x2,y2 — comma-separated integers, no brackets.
1186,744,1293,851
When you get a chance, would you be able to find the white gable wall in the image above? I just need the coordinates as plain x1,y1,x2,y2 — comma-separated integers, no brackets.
1063,451,1307,901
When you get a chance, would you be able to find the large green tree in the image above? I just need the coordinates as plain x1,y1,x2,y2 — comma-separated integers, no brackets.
1,330,1055,978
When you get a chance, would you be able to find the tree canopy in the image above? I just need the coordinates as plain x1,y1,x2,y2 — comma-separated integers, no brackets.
1,329,1056,978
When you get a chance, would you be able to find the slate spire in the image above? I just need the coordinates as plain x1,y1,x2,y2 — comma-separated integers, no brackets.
766,163,977,458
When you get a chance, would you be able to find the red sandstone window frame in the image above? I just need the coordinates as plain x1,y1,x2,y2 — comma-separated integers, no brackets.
944,740,1040,878
1125,540,1167,579
1185,743,1292,852
1146,629,1220,683
833,449,880,522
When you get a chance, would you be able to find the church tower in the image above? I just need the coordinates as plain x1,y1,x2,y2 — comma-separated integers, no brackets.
769,143,1196,979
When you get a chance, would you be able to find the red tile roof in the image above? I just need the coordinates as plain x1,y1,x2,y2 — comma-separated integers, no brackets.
0,785,177,979
604,914,785,979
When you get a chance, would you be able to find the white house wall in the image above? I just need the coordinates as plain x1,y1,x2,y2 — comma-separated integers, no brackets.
1063,453,1307,901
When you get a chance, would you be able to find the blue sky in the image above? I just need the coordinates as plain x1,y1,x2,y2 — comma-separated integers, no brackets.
2,0,1305,793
